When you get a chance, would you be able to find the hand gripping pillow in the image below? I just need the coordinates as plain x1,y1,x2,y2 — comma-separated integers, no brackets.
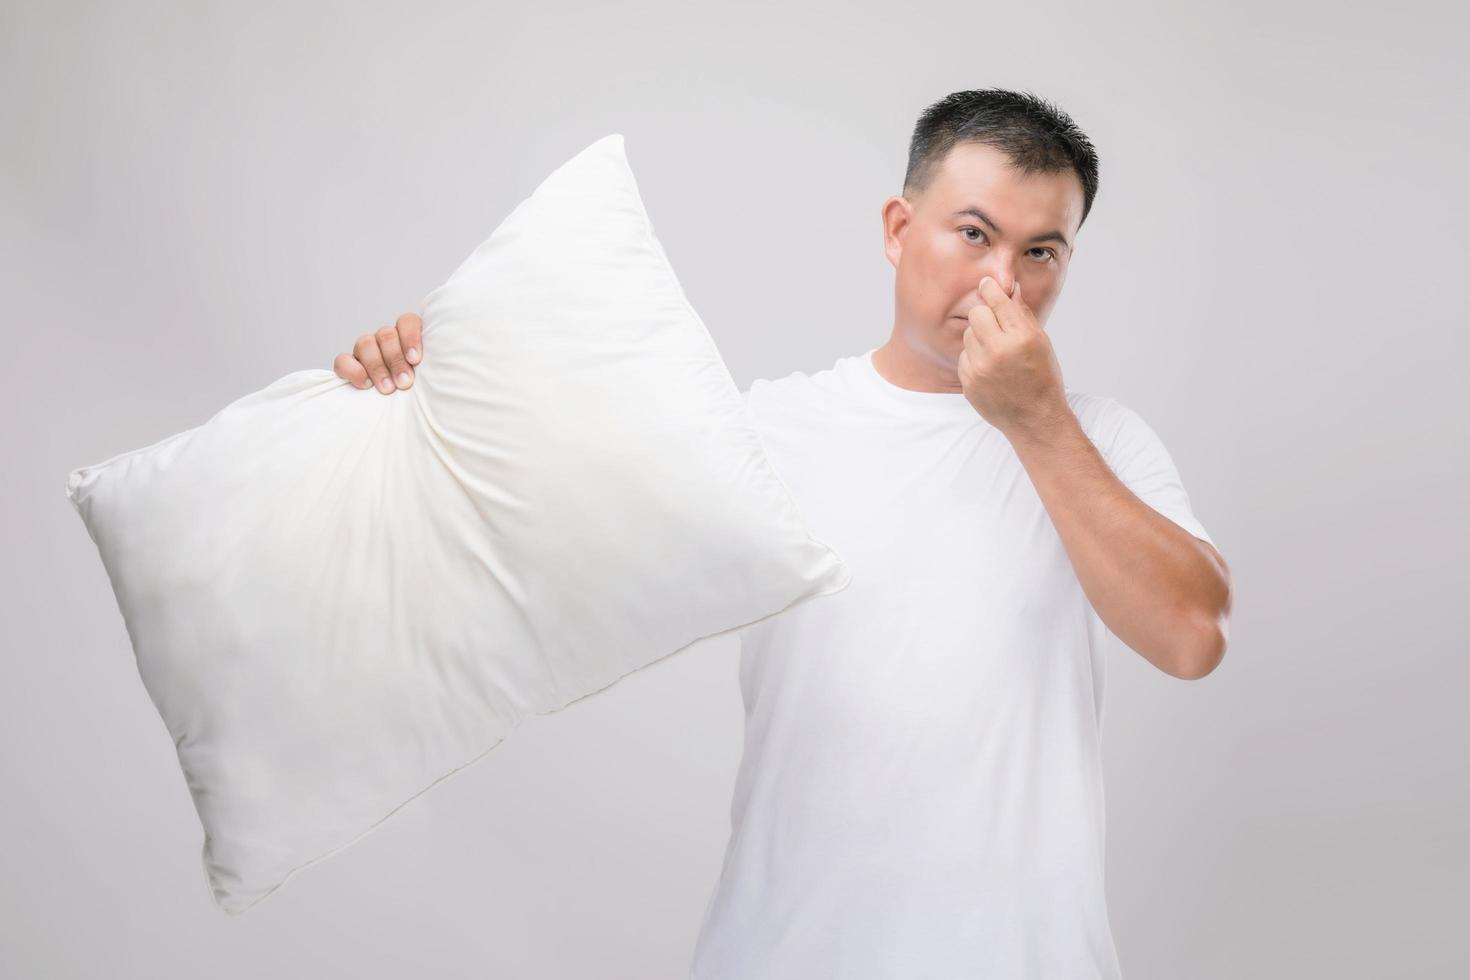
65,132,851,915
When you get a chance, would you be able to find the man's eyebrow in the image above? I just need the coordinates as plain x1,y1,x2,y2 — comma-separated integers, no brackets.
950,206,1071,252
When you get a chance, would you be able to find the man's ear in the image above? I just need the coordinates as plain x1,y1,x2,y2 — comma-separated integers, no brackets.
881,195,913,269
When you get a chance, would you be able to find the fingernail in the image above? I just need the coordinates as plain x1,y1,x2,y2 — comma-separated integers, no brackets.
407,347,419,364
397,371,411,387
379,377,393,392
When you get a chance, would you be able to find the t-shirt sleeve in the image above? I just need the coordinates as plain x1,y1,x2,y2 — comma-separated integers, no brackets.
1095,398,1216,548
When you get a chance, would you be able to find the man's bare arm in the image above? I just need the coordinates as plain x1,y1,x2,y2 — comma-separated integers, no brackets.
1008,414,1233,680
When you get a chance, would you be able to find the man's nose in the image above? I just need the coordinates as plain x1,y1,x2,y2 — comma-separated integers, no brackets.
976,268,1016,296
976,258,1023,296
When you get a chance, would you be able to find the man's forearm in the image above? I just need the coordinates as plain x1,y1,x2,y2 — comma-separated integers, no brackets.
1006,412,1232,679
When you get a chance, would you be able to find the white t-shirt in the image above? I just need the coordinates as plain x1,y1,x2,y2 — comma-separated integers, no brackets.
688,348,1214,979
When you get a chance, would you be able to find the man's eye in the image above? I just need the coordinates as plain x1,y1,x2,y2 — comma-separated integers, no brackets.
962,227,1055,261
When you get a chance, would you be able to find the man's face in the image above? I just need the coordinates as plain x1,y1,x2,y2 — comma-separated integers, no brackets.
882,142,1084,369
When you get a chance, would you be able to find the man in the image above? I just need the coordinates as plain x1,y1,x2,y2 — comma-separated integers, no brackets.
334,89,1233,978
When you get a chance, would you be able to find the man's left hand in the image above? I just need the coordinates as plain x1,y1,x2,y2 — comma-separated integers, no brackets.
959,276,1071,438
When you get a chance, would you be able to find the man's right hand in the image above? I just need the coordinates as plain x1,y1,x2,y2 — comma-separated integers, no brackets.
333,313,423,394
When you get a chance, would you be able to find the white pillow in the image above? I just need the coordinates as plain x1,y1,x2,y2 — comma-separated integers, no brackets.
65,133,851,915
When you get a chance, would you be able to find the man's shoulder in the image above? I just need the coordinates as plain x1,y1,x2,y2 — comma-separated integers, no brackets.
1064,386,1121,418
742,355,850,408
1064,387,1139,438
1064,388,1193,480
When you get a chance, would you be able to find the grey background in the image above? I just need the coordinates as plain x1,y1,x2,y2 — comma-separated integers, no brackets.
5,1,1467,977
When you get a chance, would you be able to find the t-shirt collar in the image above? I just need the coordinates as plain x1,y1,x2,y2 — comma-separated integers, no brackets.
846,347,987,424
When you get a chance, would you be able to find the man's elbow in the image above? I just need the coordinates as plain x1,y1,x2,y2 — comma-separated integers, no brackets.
1172,550,1233,680
1170,616,1229,680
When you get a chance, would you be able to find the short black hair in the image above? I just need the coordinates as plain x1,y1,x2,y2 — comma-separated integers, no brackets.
903,88,1100,231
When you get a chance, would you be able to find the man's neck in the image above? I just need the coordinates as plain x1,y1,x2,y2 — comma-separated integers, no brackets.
871,334,964,394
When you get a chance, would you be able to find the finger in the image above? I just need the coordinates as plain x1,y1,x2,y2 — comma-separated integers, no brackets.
333,352,373,390
978,276,1024,331
397,312,423,366
354,333,394,394
1010,278,1040,330
374,325,414,391
965,300,1003,346
962,321,987,366
1012,277,1031,311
